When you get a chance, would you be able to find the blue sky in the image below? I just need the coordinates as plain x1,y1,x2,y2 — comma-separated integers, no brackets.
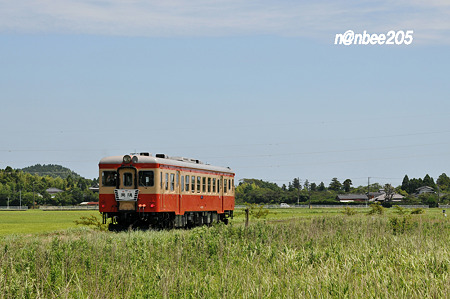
1,1,449,187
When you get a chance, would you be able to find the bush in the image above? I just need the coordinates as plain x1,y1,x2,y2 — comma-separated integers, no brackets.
367,202,384,215
74,214,107,231
410,208,425,215
342,206,357,216
388,216,412,235
393,205,407,215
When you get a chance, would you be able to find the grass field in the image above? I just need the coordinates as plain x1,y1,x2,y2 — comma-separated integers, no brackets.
0,208,448,298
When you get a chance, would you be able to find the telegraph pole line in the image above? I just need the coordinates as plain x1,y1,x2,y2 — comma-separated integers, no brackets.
367,177,370,208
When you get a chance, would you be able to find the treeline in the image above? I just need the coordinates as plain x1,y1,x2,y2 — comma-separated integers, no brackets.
0,166,98,207
236,174,450,206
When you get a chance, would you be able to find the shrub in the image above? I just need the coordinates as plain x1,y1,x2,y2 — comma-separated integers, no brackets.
74,214,107,231
393,205,407,215
367,202,384,215
245,203,269,219
410,208,425,215
342,206,357,216
388,216,412,235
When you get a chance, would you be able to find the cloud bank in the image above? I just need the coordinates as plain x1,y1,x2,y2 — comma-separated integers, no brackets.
0,0,449,43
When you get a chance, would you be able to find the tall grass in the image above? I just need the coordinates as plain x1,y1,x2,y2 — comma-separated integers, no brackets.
0,215,448,298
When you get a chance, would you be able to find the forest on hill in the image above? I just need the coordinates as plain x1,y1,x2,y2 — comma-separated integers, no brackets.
0,165,98,207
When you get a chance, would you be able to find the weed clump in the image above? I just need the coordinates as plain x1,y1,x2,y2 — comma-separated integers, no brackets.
74,214,107,231
410,208,425,214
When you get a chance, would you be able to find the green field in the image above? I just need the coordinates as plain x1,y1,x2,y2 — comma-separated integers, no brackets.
0,208,448,298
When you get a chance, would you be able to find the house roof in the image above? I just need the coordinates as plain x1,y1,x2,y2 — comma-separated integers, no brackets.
416,186,434,191
371,193,405,202
46,188,63,194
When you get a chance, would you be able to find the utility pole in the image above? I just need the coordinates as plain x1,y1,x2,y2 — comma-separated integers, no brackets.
19,190,22,210
297,177,300,207
367,177,370,208
33,182,35,209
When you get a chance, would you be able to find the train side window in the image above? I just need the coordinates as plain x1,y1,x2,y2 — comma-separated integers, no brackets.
218,178,221,193
191,176,195,193
160,172,162,189
208,178,211,193
185,175,190,192
170,173,175,191
102,171,117,187
181,175,184,192
224,178,228,193
165,173,169,190
176,173,179,187
138,171,154,187
202,177,206,193
212,178,216,193
228,179,231,191
197,176,201,193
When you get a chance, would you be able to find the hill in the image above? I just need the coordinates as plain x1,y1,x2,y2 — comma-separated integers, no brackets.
21,164,81,179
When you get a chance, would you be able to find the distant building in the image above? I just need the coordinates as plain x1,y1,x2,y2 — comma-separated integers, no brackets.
337,194,368,203
371,193,404,202
415,186,435,196
46,188,63,198
89,185,99,193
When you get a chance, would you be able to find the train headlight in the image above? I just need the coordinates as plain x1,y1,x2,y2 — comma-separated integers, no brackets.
123,155,132,164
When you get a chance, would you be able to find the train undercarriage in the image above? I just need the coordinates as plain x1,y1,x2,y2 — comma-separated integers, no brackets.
104,210,233,231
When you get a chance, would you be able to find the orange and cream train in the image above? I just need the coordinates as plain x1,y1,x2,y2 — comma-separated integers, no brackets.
99,153,235,230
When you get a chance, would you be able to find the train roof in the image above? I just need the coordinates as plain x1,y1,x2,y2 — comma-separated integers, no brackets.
99,153,234,174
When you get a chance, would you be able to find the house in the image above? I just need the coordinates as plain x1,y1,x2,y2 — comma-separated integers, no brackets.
371,193,404,202
46,188,64,198
337,194,368,203
367,191,385,200
415,186,435,196
88,185,99,193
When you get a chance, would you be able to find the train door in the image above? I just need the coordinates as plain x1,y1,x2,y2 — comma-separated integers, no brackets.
177,170,181,215
117,168,137,211
118,168,136,189
219,175,224,213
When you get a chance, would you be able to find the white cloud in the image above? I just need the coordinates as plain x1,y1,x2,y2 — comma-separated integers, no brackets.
0,0,449,44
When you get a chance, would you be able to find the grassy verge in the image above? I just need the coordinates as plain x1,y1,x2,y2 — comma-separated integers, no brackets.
0,212,448,298
0,210,99,236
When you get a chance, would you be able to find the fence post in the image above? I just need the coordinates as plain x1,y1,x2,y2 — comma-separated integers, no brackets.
245,208,249,228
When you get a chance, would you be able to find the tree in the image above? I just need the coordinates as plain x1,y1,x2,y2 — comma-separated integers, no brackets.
343,179,352,193
384,183,395,202
401,175,410,193
329,178,342,192
423,174,435,188
310,182,317,192
437,173,450,191
292,178,301,190
317,182,326,191
303,179,310,191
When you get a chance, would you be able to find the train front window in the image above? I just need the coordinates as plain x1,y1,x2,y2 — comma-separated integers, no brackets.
139,171,154,187
123,173,133,187
102,171,117,187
